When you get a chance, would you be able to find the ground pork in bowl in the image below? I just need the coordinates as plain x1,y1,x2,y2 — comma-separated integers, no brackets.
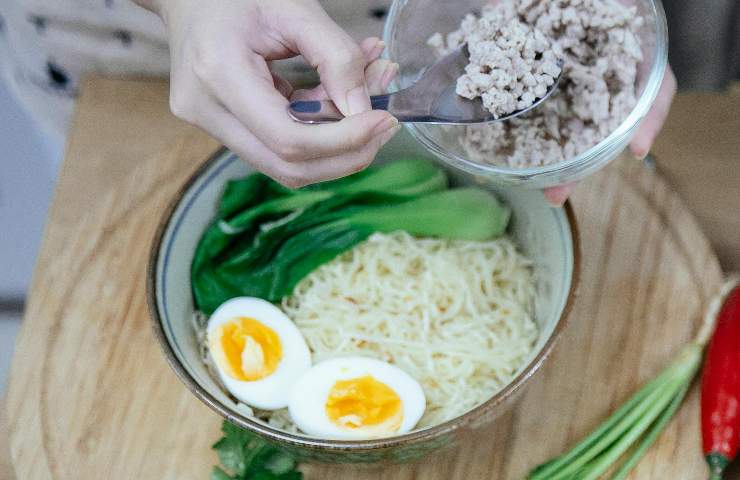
383,0,668,188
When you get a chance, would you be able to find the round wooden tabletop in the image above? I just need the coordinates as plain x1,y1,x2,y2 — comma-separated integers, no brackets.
5,78,723,480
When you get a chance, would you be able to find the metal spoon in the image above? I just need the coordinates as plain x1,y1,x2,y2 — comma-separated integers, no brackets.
288,46,563,125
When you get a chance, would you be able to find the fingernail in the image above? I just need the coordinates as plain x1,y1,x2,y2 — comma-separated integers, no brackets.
381,63,399,91
368,40,386,60
549,198,566,208
346,85,371,116
373,116,399,137
377,124,402,147
362,37,380,55
543,193,566,207
543,183,574,207
630,143,649,160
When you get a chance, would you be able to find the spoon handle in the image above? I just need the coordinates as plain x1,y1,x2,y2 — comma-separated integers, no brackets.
288,95,391,124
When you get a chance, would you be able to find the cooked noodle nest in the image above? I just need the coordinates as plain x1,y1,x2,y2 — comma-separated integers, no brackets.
195,231,538,433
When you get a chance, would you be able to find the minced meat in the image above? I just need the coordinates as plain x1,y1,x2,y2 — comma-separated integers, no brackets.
428,4,562,119
429,0,644,168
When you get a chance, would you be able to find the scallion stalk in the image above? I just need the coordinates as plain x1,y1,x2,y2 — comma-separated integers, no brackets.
609,381,692,480
528,344,703,480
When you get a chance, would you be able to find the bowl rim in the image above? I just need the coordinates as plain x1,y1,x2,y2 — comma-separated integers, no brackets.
147,147,582,451
382,0,669,180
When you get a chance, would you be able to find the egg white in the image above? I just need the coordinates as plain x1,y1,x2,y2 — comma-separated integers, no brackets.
288,357,426,440
207,297,311,410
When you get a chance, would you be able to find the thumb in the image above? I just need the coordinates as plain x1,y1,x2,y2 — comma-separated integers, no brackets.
289,9,371,117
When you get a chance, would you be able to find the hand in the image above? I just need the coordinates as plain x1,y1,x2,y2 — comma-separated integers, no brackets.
543,65,677,206
143,0,400,188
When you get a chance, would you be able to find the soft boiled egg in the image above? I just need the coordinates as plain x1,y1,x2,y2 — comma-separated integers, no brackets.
288,357,426,440
207,297,311,410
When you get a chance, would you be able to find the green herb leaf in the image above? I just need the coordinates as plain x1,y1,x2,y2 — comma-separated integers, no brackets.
212,422,251,475
219,174,274,219
253,473,303,480
291,158,448,197
211,466,235,480
263,451,297,475
211,421,302,480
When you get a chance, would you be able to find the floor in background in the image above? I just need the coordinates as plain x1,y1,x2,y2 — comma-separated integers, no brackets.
0,68,60,449
0,78,62,299
0,69,58,480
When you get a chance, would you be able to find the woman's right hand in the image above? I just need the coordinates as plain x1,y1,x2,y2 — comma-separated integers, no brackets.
142,0,400,188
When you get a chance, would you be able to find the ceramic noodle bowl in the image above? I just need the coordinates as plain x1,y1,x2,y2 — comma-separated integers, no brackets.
147,132,579,463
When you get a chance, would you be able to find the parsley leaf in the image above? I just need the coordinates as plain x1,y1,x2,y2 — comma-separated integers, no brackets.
211,466,234,480
211,421,303,480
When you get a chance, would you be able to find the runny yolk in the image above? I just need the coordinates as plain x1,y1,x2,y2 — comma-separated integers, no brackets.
211,317,282,381
325,375,403,430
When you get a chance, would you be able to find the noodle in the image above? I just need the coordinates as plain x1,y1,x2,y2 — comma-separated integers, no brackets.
195,231,538,432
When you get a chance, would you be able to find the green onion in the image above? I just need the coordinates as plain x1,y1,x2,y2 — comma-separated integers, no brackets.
528,344,703,480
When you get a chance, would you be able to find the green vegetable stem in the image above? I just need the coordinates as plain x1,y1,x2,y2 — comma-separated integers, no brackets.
528,277,740,480
528,344,702,480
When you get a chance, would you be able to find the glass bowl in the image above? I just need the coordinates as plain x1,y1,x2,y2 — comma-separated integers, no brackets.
147,133,579,464
382,0,668,189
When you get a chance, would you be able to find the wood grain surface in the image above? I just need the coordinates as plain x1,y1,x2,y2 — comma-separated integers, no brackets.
650,91,740,273
0,394,12,480
3,77,733,479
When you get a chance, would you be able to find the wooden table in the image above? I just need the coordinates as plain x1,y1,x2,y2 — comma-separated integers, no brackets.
3,77,740,480
650,89,740,272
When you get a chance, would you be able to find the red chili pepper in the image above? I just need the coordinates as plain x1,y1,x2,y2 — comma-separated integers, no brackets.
702,285,740,480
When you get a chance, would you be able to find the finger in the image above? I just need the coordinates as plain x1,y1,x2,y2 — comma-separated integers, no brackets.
284,124,402,185
359,37,385,62
291,59,398,101
366,60,399,95
543,183,576,207
630,66,677,159
290,85,328,102
171,67,396,188
271,71,293,98
180,96,302,185
287,9,371,115
184,96,352,188
294,37,384,101
289,38,390,103
182,93,399,188
204,55,396,161
206,98,400,187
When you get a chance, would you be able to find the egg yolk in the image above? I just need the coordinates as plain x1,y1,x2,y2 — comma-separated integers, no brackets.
211,317,282,381
325,375,403,430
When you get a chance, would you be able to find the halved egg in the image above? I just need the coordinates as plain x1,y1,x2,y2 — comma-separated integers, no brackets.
207,297,311,410
288,357,426,440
